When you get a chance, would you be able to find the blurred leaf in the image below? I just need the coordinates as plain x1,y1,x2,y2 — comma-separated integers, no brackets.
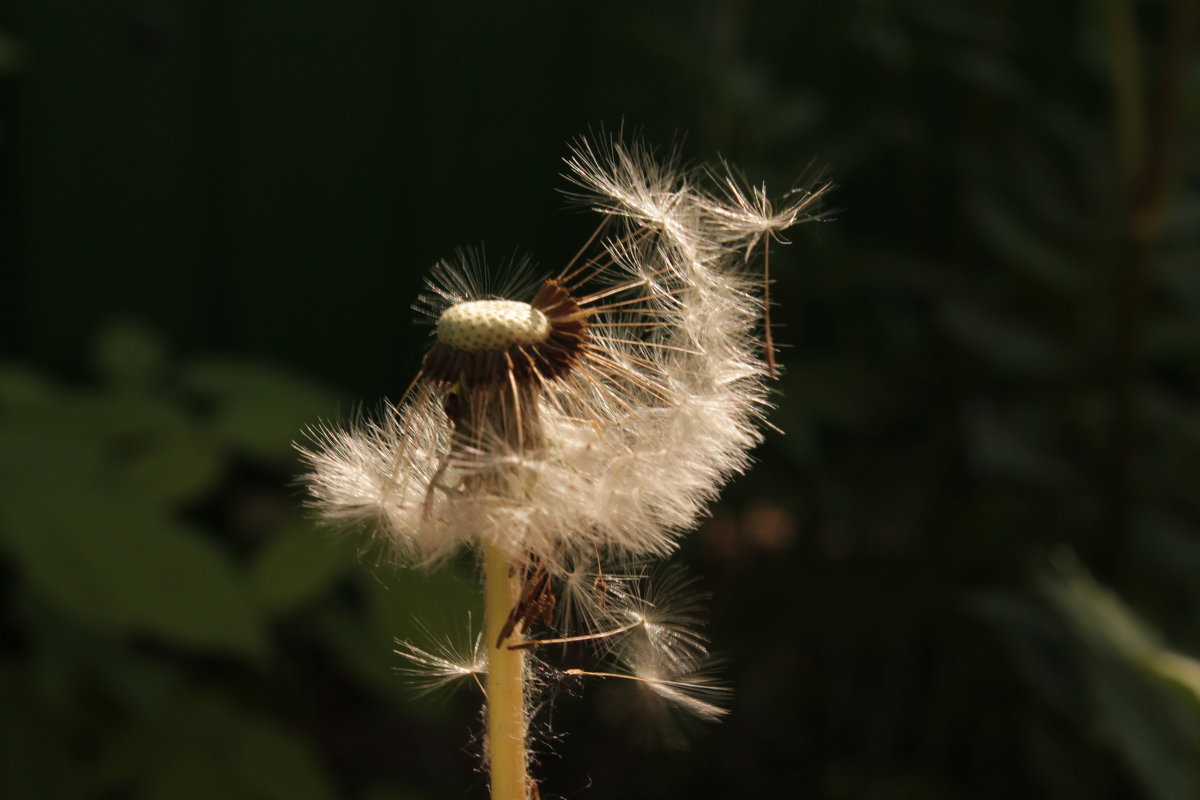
364,561,481,650
1086,657,1199,800
88,396,222,508
1153,246,1200,313
0,363,55,409
250,521,357,615
782,359,892,426
978,554,1200,800
309,562,482,712
941,49,1021,96
1144,388,1200,449
1037,557,1200,800
182,359,339,462
0,490,266,657
231,713,335,800
15,592,182,716
94,321,168,387
1135,516,1200,616
965,404,1070,484
968,194,1084,292
1146,315,1200,363
1020,718,1102,800
0,663,84,799
943,304,1065,373
1149,652,1200,712
0,389,222,509
0,30,20,74
970,591,1085,719
311,605,412,706
98,695,334,800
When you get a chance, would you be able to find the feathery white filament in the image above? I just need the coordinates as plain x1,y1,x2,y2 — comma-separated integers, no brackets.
299,136,827,572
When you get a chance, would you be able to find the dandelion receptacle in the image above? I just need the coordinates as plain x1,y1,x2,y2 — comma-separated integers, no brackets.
299,135,829,798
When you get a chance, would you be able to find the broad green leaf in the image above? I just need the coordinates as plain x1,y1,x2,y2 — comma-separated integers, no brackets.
232,714,336,800
0,489,265,657
311,605,413,705
364,561,481,649
1149,652,1200,713
250,521,357,615
0,363,55,409
1038,559,1200,800
0,391,222,508
94,320,168,387
182,359,339,461
99,695,334,800
309,563,482,715
0,662,84,799
15,591,181,716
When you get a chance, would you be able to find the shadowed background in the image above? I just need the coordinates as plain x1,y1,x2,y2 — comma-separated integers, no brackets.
2,1,1199,798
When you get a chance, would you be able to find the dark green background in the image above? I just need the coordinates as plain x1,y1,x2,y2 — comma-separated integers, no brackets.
2,1,1199,798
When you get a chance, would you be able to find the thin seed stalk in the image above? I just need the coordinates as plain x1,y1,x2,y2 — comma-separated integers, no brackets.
483,540,529,800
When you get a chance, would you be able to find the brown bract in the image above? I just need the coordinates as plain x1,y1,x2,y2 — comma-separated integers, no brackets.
421,279,587,390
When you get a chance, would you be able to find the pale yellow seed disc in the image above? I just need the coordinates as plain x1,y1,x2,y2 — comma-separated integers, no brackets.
436,300,552,352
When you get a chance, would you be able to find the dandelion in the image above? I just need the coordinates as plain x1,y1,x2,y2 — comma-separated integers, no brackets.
299,134,828,798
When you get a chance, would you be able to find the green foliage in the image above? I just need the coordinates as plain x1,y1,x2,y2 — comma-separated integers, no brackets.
976,557,1200,800
181,360,339,463
96,694,336,800
250,521,357,615
2,492,265,655
0,324,467,798
0,30,20,75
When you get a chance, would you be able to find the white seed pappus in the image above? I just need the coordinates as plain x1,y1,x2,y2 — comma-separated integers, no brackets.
299,136,826,576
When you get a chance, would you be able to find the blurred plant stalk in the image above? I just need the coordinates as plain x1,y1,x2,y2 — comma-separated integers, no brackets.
1105,0,1196,574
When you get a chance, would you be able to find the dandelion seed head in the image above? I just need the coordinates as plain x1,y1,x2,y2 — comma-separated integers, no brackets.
296,135,831,778
299,134,828,574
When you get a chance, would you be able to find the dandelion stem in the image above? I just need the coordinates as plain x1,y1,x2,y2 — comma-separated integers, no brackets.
483,541,530,800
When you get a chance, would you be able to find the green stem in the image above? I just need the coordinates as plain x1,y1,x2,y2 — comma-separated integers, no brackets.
483,541,529,800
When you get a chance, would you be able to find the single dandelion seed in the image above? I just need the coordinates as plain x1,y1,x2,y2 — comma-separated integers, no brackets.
551,556,643,640
298,133,829,799
395,620,487,695
564,664,731,723
608,568,711,673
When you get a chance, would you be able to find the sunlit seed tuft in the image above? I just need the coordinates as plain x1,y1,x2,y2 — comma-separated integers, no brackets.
395,623,487,695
